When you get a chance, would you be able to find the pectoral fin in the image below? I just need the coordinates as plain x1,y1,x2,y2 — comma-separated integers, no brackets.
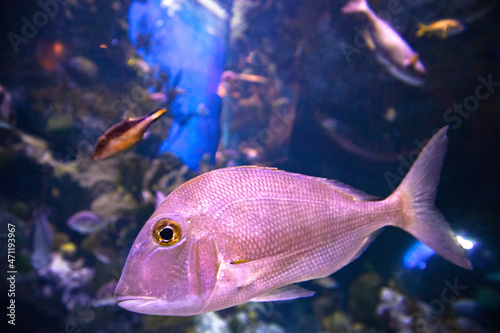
229,247,312,289
250,284,315,302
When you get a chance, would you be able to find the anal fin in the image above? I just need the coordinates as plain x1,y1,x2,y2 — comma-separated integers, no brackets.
347,229,384,264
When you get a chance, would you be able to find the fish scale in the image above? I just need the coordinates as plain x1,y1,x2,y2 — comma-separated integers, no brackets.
124,167,400,313
115,127,471,316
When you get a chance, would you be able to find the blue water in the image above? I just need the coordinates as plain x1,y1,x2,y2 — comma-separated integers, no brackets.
129,0,226,170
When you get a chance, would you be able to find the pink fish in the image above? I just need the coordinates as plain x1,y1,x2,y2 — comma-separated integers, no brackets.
342,0,426,86
115,126,470,316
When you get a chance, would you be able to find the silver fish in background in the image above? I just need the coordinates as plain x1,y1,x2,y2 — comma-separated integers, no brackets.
31,210,53,271
342,0,426,86
66,210,105,234
115,126,471,316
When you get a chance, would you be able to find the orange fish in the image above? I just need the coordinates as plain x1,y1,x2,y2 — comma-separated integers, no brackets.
416,19,465,39
92,108,166,160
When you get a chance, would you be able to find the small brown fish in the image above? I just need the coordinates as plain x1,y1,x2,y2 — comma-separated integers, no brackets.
416,19,465,39
91,108,166,161
115,127,471,316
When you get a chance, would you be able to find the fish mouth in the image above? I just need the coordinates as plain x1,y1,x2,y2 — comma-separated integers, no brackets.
115,295,160,313
115,295,157,302
115,294,205,316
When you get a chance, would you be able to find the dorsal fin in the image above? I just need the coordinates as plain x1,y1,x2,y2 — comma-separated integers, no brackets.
232,165,279,171
215,166,379,201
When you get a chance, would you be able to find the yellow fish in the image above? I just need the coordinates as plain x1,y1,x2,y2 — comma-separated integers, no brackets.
416,19,465,39
91,108,166,161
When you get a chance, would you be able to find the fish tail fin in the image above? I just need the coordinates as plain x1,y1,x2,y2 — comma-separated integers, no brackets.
390,126,472,269
415,23,427,37
341,0,368,14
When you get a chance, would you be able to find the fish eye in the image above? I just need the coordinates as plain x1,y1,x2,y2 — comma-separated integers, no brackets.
152,219,182,246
